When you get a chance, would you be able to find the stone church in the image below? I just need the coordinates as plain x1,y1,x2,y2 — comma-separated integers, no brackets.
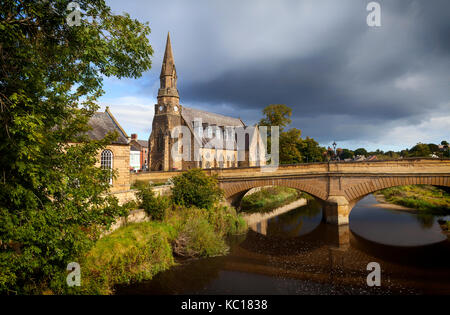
148,33,265,171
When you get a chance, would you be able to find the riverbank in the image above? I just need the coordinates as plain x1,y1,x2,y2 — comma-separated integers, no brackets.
240,186,312,214
375,185,450,215
242,198,308,226
76,204,246,294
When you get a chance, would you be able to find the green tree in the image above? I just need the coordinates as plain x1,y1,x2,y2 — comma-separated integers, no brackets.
171,169,224,210
298,137,325,162
339,149,354,160
354,148,368,156
409,143,431,157
0,1,153,293
258,104,292,131
279,128,303,164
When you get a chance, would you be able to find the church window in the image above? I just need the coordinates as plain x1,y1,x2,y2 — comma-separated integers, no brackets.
101,149,113,185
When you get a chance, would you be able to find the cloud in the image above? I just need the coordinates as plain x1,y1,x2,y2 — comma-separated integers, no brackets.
98,96,156,140
101,0,450,150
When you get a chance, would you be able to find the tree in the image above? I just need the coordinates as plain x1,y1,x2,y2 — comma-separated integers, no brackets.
354,148,368,156
171,169,223,210
409,143,431,157
298,137,325,163
258,104,292,132
339,149,354,160
279,128,303,164
0,1,153,293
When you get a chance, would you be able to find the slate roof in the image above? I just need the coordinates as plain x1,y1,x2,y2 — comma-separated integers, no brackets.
87,108,129,145
181,106,245,149
137,140,148,148
181,107,244,128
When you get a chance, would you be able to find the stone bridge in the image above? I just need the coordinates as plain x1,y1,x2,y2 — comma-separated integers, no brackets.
131,158,450,225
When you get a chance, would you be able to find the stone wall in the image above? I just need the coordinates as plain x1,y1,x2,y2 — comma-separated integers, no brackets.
95,144,130,192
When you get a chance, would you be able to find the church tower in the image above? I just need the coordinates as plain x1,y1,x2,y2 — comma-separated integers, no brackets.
149,32,183,171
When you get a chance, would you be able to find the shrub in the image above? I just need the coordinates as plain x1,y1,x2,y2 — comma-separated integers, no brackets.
171,169,223,210
77,222,175,294
137,186,171,221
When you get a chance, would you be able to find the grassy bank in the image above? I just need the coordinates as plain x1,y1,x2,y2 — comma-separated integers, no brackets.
240,186,312,214
76,204,246,294
378,185,450,215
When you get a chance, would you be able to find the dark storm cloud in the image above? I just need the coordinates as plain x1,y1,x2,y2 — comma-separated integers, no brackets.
107,0,450,149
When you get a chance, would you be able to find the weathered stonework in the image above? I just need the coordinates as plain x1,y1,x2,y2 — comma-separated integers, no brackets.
133,158,450,225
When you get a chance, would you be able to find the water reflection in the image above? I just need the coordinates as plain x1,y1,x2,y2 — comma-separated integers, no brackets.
249,200,322,238
350,195,446,247
116,195,450,295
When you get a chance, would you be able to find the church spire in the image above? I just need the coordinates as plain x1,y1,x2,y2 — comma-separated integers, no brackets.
158,32,179,105
161,32,175,76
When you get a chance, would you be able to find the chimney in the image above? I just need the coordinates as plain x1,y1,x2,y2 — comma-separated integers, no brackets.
131,133,138,140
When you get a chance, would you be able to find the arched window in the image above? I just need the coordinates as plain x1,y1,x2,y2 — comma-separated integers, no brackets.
101,149,113,184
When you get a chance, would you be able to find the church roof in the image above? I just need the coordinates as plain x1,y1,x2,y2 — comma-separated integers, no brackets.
87,107,129,145
181,106,245,148
181,106,245,128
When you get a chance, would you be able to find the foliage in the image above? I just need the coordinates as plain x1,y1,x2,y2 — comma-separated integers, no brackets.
409,143,432,157
354,148,368,156
279,128,303,164
339,148,354,160
75,203,246,294
137,186,171,221
0,1,153,293
240,186,301,214
258,104,292,132
298,137,326,163
378,185,450,215
76,222,175,294
171,169,223,210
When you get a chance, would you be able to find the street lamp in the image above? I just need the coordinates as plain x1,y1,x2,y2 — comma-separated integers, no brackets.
332,141,337,160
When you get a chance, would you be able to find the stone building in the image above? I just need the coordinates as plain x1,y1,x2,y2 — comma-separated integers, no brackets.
148,33,265,171
87,107,131,192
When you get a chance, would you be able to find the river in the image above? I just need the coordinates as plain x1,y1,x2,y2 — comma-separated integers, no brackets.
116,194,450,295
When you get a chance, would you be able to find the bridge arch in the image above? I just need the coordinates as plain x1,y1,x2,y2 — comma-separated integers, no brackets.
221,178,328,208
343,176,450,203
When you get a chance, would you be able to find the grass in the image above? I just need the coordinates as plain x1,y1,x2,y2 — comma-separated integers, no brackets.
240,186,311,214
131,180,167,190
77,204,247,294
378,185,450,215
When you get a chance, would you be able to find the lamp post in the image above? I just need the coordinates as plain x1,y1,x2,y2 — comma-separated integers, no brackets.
332,141,337,160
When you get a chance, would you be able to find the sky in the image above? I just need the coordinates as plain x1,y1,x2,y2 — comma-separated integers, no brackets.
98,0,450,152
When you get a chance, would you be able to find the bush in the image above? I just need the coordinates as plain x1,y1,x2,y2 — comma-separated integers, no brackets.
77,222,175,294
171,169,223,210
137,186,171,221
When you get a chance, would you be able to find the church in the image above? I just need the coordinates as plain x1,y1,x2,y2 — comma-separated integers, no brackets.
148,33,265,171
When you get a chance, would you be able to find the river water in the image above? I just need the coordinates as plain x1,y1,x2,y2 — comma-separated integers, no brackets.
116,195,450,295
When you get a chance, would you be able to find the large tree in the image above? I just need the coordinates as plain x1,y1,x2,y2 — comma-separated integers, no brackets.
258,104,292,132
0,1,153,293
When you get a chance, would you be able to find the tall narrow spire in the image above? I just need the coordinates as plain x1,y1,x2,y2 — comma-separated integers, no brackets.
160,32,177,80
158,32,179,105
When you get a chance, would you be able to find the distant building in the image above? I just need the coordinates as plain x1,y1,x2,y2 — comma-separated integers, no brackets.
130,134,149,171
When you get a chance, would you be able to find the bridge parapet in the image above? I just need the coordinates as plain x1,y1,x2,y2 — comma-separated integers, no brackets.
131,159,450,225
